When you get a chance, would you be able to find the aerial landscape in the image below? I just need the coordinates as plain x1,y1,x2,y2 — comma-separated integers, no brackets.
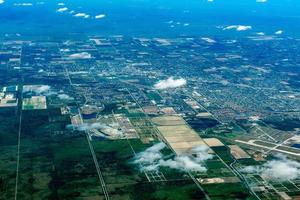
0,0,300,199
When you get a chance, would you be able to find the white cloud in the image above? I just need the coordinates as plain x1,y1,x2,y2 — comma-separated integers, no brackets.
60,48,70,52
134,142,166,171
57,2,65,6
74,13,90,19
241,155,300,181
201,37,216,43
67,123,123,137
68,122,102,131
154,77,187,90
35,85,52,95
23,85,51,95
275,30,283,35
0,0,5,4
256,32,265,36
241,165,258,174
160,156,207,172
13,3,33,6
57,7,68,12
192,145,214,162
95,14,106,19
262,158,300,181
69,52,92,59
208,0,214,2
223,25,252,31
133,143,213,172
256,0,267,3
249,36,275,41
58,94,74,101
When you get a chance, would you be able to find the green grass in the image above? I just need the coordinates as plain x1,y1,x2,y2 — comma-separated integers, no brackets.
0,108,19,199
203,183,252,200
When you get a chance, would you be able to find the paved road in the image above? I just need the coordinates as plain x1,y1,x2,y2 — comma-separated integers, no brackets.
62,58,110,200
77,105,110,200
14,84,23,200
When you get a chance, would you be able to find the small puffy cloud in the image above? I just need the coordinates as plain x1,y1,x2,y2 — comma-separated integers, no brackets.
236,26,252,31
95,14,106,19
68,122,102,131
35,85,53,96
69,52,91,59
262,159,300,181
0,0,5,4
60,48,70,52
74,13,90,18
256,32,265,36
13,3,33,6
192,145,214,162
160,156,207,172
67,123,123,138
241,155,300,182
134,142,166,171
160,146,213,172
256,0,267,3
223,25,252,31
57,7,68,12
58,94,74,101
275,30,283,35
241,165,258,174
201,37,216,43
36,85,50,94
57,2,65,6
154,77,187,90
23,85,51,95
133,143,213,172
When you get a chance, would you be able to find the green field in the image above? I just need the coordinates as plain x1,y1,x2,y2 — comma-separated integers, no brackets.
0,108,18,200
0,106,255,200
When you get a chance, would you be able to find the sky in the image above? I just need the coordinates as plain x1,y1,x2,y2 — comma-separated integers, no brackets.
0,0,300,38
